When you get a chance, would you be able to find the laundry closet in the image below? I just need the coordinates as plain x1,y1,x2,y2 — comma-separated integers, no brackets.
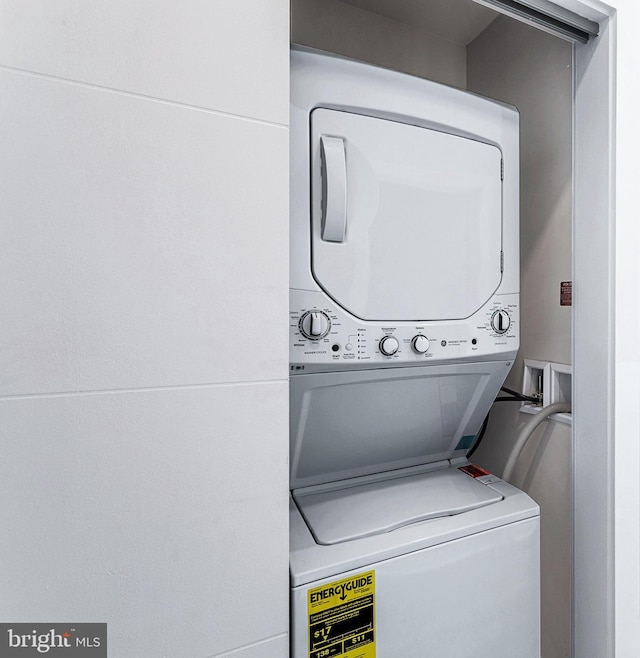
291,1,580,656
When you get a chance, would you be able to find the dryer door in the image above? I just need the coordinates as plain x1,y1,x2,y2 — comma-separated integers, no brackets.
311,109,503,321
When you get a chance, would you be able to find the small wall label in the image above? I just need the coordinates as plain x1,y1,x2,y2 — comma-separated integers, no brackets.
560,281,572,306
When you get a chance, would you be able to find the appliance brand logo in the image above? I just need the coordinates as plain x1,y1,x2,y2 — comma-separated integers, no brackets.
0,624,106,656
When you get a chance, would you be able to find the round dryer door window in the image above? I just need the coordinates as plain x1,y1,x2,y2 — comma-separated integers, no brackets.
310,108,504,322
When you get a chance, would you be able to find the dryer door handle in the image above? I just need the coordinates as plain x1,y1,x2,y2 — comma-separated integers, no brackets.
320,135,347,243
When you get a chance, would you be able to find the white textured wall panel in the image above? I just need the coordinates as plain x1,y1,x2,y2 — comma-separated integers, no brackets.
0,69,288,396
0,0,290,655
0,0,289,124
0,383,288,657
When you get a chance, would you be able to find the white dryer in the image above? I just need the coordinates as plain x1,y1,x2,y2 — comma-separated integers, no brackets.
289,48,540,658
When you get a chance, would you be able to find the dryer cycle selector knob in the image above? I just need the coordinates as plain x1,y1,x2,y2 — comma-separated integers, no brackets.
491,309,511,334
299,310,331,340
379,335,399,356
412,334,430,354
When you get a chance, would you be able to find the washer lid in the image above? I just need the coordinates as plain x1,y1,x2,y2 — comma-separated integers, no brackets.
293,466,503,545
289,361,510,489
311,109,503,321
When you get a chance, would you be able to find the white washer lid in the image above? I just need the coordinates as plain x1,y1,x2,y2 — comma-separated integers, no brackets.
293,467,503,545
289,362,511,489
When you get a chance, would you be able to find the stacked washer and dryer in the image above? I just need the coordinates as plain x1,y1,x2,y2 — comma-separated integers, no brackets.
289,48,540,658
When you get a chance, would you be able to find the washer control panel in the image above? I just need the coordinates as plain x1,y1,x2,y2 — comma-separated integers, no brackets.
290,290,518,372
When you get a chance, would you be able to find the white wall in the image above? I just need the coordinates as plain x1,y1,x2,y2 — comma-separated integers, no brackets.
291,0,467,88
598,2,640,655
0,2,290,657
572,15,615,657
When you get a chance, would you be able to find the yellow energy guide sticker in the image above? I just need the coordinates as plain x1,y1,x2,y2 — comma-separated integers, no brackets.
308,570,375,658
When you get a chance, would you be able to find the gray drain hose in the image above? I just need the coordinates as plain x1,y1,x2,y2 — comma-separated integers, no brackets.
502,402,571,481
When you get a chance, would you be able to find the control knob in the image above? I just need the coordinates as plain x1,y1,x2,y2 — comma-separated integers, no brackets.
412,334,430,354
491,309,511,334
379,335,399,356
299,310,331,340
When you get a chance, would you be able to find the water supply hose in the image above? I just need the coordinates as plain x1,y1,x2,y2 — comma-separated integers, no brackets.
502,402,571,481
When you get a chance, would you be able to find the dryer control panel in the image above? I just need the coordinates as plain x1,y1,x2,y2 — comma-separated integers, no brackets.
290,290,518,373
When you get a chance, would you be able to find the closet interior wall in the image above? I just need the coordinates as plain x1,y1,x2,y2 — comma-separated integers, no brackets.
467,16,573,658
291,0,467,87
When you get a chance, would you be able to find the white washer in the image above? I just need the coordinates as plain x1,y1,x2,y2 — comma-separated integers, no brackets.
289,48,540,658
290,467,539,658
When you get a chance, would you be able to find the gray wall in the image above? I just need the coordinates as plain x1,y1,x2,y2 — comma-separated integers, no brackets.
291,0,467,88
467,16,573,658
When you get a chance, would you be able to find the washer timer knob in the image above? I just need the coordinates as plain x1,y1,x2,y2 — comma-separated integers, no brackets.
412,334,430,354
379,335,400,356
491,309,511,334
299,310,331,340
